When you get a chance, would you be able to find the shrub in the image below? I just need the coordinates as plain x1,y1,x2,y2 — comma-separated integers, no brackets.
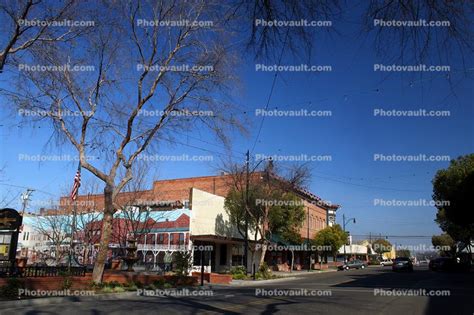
61,275,73,290
174,251,192,277
152,278,166,288
0,278,25,298
113,286,125,293
58,270,73,290
257,262,272,279
101,286,114,293
230,266,248,280
106,281,122,288
123,282,138,291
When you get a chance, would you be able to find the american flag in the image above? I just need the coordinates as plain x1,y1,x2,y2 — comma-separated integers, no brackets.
70,164,81,201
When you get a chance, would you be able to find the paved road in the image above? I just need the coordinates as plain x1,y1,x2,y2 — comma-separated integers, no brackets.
4,266,474,315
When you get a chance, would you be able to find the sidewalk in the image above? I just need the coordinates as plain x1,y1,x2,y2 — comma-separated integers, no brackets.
273,269,337,278
228,268,338,286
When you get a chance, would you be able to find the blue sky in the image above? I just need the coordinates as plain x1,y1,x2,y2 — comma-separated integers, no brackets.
1,11,473,250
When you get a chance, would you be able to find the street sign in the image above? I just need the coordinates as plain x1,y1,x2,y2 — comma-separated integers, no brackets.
0,208,22,267
0,208,22,231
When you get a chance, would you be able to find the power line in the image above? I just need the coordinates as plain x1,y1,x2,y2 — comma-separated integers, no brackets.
251,28,290,153
351,234,434,238
313,174,426,193
0,183,57,197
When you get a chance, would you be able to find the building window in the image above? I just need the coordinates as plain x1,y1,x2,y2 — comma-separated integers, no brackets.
170,234,174,244
231,245,243,266
158,234,164,244
219,244,227,265
179,233,184,245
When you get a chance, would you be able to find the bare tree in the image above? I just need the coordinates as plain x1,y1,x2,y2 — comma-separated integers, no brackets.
4,2,243,282
0,164,15,208
363,0,473,65
33,213,71,265
111,162,160,259
74,210,102,266
0,0,91,73
229,0,340,61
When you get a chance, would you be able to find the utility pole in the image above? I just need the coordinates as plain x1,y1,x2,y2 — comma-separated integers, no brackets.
20,189,34,215
244,150,250,273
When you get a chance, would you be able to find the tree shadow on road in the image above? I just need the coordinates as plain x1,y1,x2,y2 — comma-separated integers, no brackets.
332,268,474,315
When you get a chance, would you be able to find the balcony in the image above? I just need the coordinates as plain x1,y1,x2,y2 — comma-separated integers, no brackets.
137,244,188,251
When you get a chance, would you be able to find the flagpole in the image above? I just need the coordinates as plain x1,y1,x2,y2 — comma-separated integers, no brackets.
69,162,81,272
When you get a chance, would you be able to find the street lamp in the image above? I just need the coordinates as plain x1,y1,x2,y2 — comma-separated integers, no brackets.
342,214,356,263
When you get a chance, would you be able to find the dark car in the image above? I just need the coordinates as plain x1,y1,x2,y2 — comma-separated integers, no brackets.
392,257,413,272
338,259,368,270
429,257,471,272
429,257,452,271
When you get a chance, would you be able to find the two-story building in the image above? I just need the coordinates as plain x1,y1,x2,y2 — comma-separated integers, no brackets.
45,171,340,272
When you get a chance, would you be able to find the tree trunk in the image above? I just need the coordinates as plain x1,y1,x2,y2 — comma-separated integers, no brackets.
92,185,115,283
290,250,294,272
259,243,267,266
56,244,61,265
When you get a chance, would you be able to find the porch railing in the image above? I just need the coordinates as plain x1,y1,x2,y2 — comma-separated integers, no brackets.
0,265,87,278
137,244,188,251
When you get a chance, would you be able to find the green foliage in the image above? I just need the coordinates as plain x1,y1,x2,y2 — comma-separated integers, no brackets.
174,251,192,277
432,233,456,256
58,270,73,290
105,281,122,288
396,249,411,258
224,184,264,238
268,192,305,244
112,286,125,293
152,278,166,288
0,278,24,298
256,262,272,279
313,224,347,258
121,281,143,291
225,182,306,245
433,154,474,242
230,265,248,280
372,239,392,254
61,275,73,290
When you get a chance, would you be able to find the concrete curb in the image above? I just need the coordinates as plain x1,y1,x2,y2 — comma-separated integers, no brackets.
229,269,338,286
3,270,342,307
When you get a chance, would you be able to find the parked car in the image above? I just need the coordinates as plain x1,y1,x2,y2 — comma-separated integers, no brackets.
380,259,393,266
392,257,413,272
417,259,430,265
338,260,368,270
429,257,471,272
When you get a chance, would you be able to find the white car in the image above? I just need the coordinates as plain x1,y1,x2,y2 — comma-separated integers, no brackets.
380,259,393,266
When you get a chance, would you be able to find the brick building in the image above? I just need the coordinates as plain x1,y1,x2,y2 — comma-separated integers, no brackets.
54,172,339,272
